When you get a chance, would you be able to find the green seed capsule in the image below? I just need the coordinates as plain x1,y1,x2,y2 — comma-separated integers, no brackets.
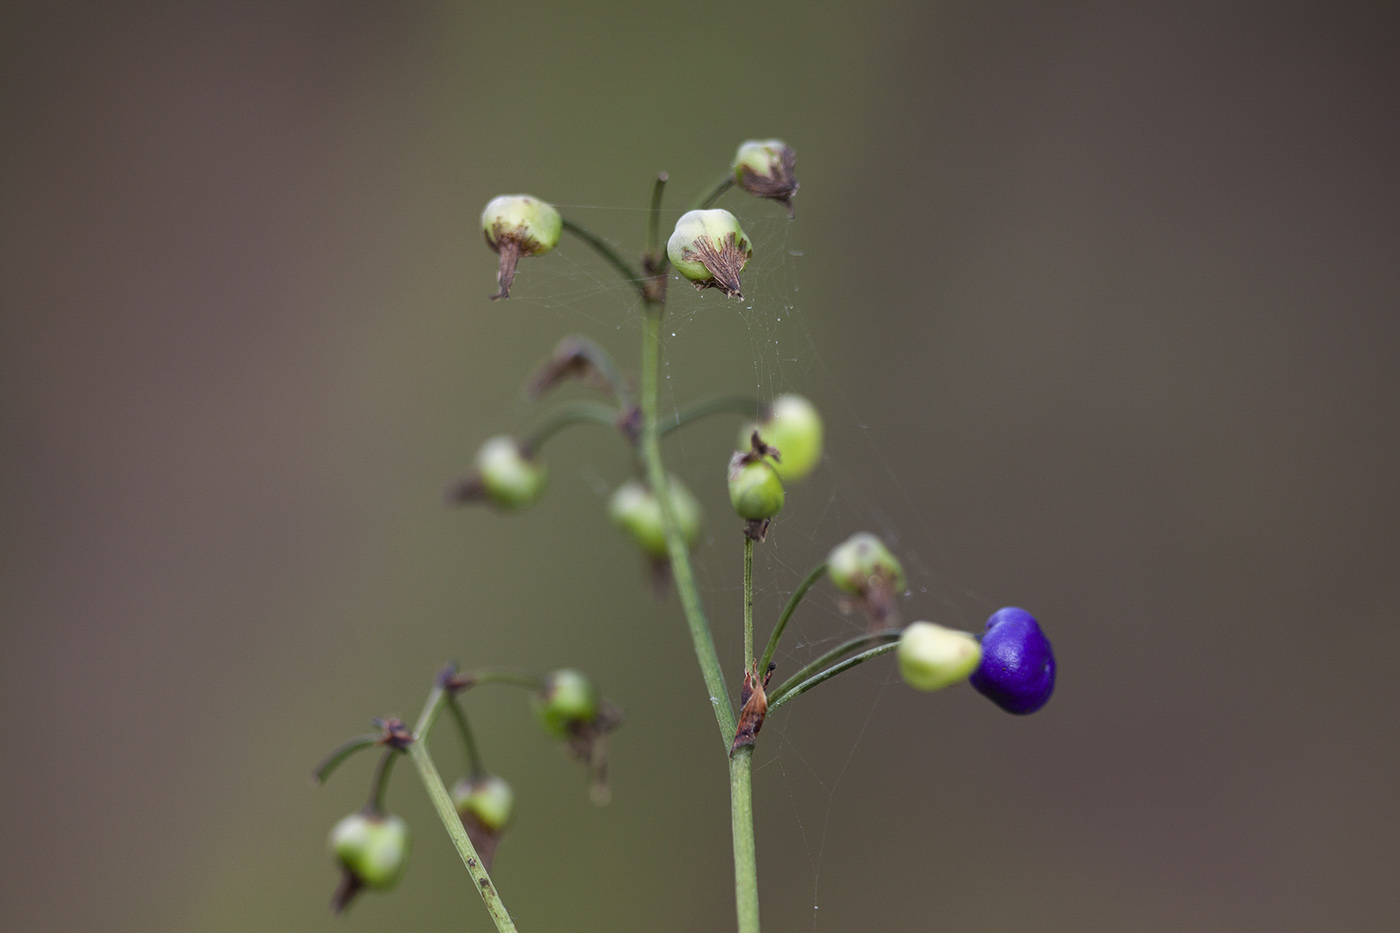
475,436,547,510
827,532,906,596
897,621,982,692
452,774,515,834
608,476,702,558
667,209,752,299
732,139,799,217
739,394,823,482
534,669,598,739
329,812,410,890
481,194,562,300
728,451,785,520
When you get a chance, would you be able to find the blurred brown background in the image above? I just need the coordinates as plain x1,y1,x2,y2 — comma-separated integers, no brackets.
3,2,1398,931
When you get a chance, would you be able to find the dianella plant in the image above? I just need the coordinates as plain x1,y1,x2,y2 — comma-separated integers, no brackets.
312,140,1057,932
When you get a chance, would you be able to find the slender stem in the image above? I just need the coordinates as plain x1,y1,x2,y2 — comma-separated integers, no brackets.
758,561,827,675
310,733,381,785
409,687,518,933
729,748,760,933
692,174,736,211
768,630,901,704
769,641,901,711
744,537,755,671
447,695,485,779
366,748,400,814
659,395,762,438
561,217,647,298
523,400,623,453
646,173,668,262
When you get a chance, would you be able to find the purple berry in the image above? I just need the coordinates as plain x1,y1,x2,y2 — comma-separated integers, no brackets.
970,607,1055,714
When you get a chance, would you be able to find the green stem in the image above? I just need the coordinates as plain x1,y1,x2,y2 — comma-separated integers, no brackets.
768,630,900,704
659,395,762,438
561,217,647,299
769,641,901,711
523,400,623,453
729,748,760,933
744,536,755,671
310,733,381,785
758,561,827,675
646,172,668,263
692,174,735,211
446,695,484,779
409,687,518,933
366,747,399,814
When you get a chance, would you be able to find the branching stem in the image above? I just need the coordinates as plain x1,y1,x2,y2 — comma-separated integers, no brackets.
560,217,647,299
523,400,624,454
769,640,901,711
758,561,827,675
660,395,762,438
446,695,484,779
693,174,736,211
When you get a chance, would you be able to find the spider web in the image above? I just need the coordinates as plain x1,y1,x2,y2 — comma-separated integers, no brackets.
494,198,995,931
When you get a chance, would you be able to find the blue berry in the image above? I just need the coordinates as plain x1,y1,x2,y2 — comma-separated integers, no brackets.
970,607,1055,714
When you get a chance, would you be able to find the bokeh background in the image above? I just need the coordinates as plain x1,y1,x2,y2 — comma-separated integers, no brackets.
3,2,1398,931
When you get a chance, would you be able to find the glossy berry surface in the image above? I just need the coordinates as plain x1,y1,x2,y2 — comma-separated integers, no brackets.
969,607,1055,714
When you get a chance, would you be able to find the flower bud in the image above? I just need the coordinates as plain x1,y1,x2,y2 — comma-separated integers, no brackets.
667,209,752,299
733,139,799,217
827,532,906,596
452,774,515,833
739,394,823,482
897,622,981,692
970,607,1056,714
329,812,409,891
728,450,784,521
534,668,599,739
476,436,547,510
608,476,702,559
482,194,562,300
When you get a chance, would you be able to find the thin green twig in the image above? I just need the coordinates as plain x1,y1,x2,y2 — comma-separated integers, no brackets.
310,734,381,785
446,695,484,779
692,174,735,211
659,395,762,438
523,400,623,453
758,561,827,675
768,641,901,711
768,630,901,705
561,217,646,299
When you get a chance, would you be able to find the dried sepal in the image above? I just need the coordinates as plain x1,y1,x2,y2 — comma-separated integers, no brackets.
733,139,799,218
729,662,775,756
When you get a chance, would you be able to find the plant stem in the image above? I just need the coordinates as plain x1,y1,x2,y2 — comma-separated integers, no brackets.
409,687,518,933
744,536,755,671
768,641,901,711
646,173,668,263
758,561,827,675
523,400,623,453
659,395,763,438
446,695,484,779
692,174,735,211
768,630,901,705
310,733,381,785
366,747,400,814
560,217,647,299
729,747,760,933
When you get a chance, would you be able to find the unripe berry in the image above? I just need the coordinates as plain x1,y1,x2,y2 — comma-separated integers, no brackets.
827,532,906,596
728,450,784,520
733,139,799,217
667,209,752,299
897,621,982,692
481,194,562,300
608,476,702,559
476,436,547,510
452,774,515,834
534,668,598,739
970,607,1056,714
328,812,409,890
740,394,823,482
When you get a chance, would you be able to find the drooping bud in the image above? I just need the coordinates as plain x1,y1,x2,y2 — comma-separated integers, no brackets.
452,774,514,869
740,394,823,482
969,607,1056,715
667,209,752,299
733,139,799,218
827,532,906,628
328,812,409,913
728,434,785,539
608,476,703,559
482,194,562,300
533,668,599,739
448,436,547,511
897,622,982,692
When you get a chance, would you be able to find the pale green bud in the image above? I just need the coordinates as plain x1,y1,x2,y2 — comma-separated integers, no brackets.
329,812,410,890
534,669,598,739
667,209,752,299
897,621,982,692
608,476,703,559
740,394,823,482
481,194,562,299
728,450,785,521
475,436,547,510
452,774,515,834
733,139,799,217
827,532,906,596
